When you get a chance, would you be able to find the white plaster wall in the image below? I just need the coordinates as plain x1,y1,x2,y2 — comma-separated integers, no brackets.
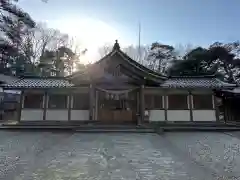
167,110,190,121
46,110,68,121
149,110,165,121
71,110,89,121
193,110,216,121
21,109,43,121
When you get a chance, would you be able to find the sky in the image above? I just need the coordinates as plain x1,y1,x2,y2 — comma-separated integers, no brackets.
17,0,240,61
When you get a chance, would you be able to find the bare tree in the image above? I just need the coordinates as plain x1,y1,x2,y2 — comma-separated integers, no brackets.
174,43,194,58
20,23,70,63
98,43,150,65
98,43,112,58
123,45,150,65
36,23,69,57
123,45,139,61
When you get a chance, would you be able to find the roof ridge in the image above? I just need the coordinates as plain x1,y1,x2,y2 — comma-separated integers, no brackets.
118,49,167,77
117,50,167,79
168,74,216,78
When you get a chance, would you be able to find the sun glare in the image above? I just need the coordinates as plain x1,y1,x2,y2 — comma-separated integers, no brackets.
52,17,124,64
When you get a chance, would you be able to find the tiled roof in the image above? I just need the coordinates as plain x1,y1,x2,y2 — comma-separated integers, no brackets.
2,75,236,89
160,77,236,89
3,78,74,88
68,41,167,82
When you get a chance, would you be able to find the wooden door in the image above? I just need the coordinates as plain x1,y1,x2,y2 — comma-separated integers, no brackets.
113,110,133,123
97,90,137,123
98,109,113,123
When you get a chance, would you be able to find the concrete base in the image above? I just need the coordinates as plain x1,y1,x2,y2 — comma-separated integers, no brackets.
1,120,240,132
0,125,155,133
1,124,240,132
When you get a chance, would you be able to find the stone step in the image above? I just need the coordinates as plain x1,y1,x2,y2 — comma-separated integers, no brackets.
162,126,240,131
0,126,74,129
3,120,240,127
1,125,240,132
0,126,155,133
74,129,155,133
2,121,138,126
151,122,240,127
4,122,238,127
1,124,151,130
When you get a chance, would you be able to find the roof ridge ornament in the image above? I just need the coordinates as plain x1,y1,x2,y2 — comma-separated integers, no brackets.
112,40,120,51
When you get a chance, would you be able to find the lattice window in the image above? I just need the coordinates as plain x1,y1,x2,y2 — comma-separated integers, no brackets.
144,94,163,110
24,93,44,109
48,94,67,109
72,93,89,110
168,95,188,110
193,95,213,110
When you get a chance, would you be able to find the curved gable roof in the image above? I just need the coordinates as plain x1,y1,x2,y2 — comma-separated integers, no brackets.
68,40,167,83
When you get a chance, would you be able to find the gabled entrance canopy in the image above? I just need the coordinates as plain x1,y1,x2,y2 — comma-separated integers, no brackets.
68,40,167,86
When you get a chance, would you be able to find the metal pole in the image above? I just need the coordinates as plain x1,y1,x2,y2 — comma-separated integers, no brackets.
138,22,141,63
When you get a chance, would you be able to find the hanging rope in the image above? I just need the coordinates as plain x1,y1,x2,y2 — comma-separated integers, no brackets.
95,87,138,95
96,87,139,100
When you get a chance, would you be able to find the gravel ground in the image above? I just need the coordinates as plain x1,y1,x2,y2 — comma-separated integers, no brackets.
0,131,240,180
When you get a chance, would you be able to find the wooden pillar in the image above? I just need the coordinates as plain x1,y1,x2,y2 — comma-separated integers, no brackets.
43,91,47,121
227,101,231,122
229,99,233,122
223,98,227,123
213,95,220,122
188,91,193,122
68,93,72,121
225,98,229,123
139,85,145,125
71,92,74,109
164,94,168,121
17,90,24,122
136,91,140,123
95,90,98,120
89,84,94,120
227,98,232,122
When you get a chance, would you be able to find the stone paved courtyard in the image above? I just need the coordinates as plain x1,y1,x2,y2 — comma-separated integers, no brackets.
1,131,240,180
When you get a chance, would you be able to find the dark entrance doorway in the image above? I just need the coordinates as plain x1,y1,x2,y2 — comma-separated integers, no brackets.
97,88,138,124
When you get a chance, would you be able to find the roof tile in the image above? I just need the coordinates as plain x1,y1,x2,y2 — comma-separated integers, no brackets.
4,78,74,88
161,77,236,88
2,76,236,89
